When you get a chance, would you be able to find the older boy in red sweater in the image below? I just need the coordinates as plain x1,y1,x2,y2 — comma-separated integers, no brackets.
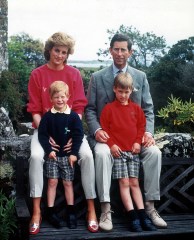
100,72,156,232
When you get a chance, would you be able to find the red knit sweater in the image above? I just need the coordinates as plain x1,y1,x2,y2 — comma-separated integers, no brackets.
27,64,87,128
100,99,146,151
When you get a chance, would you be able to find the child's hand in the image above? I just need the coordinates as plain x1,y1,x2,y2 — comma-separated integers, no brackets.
110,144,121,158
49,151,57,160
69,155,77,167
132,143,141,154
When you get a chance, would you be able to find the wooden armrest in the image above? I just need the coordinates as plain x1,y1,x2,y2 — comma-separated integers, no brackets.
15,196,31,220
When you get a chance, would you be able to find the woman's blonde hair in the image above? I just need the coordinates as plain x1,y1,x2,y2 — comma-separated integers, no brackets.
114,72,134,90
49,81,69,98
44,32,75,61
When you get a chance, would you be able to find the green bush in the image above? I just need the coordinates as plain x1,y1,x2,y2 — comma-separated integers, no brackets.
157,95,194,134
0,191,17,240
0,70,23,123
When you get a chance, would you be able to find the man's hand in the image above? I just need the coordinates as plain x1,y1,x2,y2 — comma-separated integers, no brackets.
49,137,60,151
63,138,72,153
142,132,155,147
95,129,109,143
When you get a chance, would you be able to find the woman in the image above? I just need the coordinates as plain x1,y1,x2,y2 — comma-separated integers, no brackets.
27,32,98,234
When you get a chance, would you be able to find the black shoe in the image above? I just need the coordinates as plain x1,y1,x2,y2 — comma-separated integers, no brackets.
140,217,157,231
48,213,65,229
129,219,142,232
67,213,77,229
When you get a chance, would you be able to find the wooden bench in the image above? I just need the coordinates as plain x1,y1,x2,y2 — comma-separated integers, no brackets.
15,156,194,240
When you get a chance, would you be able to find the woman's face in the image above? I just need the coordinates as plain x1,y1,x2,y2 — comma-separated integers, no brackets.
49,45,69,66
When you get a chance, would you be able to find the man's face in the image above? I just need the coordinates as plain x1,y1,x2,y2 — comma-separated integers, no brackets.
110,41,132,69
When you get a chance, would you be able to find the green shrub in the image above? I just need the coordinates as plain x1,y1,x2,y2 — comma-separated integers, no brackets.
0,70,23,123
157,95,194,134
0,191,17,240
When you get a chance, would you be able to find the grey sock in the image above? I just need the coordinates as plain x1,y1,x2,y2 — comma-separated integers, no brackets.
145,201,154,211
101,202,110,213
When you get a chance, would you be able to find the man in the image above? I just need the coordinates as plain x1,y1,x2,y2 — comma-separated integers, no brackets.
85,33,167,231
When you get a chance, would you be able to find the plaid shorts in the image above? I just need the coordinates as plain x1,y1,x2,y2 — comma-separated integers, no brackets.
112,152,140,179
46,156,74,181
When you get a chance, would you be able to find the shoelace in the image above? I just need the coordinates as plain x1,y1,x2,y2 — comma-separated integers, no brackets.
100,210,114,222
152,209,161,219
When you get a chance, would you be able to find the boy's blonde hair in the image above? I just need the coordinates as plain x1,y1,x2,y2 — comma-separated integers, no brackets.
44,32,75,61
49,81,69,98
114,72,134,90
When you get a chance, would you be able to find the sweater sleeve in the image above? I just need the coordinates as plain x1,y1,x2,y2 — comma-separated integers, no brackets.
27,70,43,115
100,105,115,148
38,113,53,155
70,112,84,157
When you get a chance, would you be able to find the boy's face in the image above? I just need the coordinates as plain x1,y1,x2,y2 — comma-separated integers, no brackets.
113,86,132,105
51,90,69,111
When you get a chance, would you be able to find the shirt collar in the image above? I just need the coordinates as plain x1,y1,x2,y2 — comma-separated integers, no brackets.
113,63,128,77
51,105,71,114
115,98,131,106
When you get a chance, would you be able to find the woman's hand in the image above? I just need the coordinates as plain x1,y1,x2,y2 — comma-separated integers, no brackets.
49,137,60,151
63,138,72,153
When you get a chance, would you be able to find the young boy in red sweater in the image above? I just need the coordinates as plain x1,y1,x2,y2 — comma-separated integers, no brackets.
100,72,156,232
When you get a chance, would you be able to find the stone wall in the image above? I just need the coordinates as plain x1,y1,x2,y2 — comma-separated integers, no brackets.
0,0,8,74
0,107,31,189
155,133,194,158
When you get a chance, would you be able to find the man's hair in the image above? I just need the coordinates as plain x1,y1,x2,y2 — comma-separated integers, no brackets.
114,72,134,90
110,33,133,51
49,81,69,98
44,32,75,61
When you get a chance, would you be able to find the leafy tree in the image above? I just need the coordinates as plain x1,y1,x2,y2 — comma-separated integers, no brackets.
178,63,194,98
6,32,45,123
97,25,167,69
148,36,194,121
167,37,194,63
8,32,45,96
0,70,23,123
8,32,45,66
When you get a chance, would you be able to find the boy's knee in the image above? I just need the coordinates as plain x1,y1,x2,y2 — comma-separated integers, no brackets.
48,179,58,188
